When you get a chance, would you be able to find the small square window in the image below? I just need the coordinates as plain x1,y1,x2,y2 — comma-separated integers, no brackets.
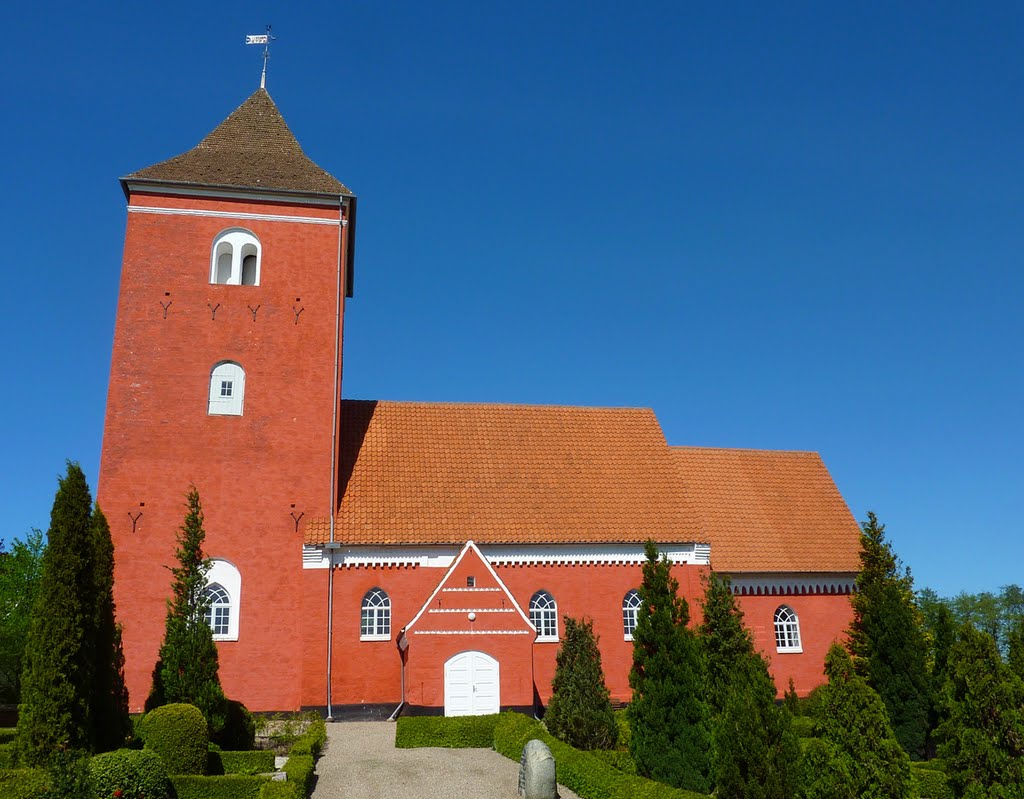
467,576,476,587
220,380,233,397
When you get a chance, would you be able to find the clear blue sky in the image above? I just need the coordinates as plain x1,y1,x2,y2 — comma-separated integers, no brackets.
2,2,1021,598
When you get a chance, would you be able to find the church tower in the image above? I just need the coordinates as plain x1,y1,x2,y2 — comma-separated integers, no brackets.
98,88,355,712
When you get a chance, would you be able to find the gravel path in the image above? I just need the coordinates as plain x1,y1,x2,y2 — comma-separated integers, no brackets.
312,721,580,799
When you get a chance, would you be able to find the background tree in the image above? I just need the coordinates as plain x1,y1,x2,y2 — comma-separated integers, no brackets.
16,464,98,765
802,643,912,799
1007,617,1024,682
849,511,929,758
89,508,131,752
627,541,712,793
146,487,227,737
545,616,618,750
0,529,46,703
926,603,956,758
938,623,1024,798
699,572,801,799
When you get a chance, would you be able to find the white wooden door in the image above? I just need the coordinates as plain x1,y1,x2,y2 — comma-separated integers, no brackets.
444,651,500,716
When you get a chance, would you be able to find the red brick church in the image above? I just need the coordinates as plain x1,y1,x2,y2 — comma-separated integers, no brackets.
98,87,861,718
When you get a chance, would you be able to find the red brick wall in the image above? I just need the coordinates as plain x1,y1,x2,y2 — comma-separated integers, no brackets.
98,190,349,712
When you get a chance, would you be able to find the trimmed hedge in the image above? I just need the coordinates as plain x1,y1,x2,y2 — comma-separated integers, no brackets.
283,755,315,797
209,749,276,775
395,715,500,749
258,781,298,799
912,763,952,799
591,749,637,775
141,703,209,775
0,769,48,799
0,743,14,769
171,774,268,799
88,748,172,799
0,730,15,746
287,718,327,759
216,700,257,751
491,713,709,799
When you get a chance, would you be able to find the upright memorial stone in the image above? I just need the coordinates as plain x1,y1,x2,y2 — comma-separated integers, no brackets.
519,739,557,799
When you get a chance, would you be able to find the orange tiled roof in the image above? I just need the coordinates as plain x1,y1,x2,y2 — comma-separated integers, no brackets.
671,446,860,573
323,400,700,546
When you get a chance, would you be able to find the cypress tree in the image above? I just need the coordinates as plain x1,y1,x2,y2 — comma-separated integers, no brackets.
699,572,801,799
938,624,1024,798
146,487,227,737
926,602,956,758
849,512,930,758
545,616,618,750
16,463,97,765
89,507,131,752
1006,616,1024,682
802,643,913,799
627,541,712,793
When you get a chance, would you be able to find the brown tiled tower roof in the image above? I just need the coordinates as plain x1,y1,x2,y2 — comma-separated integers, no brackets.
671,446,861,573
315,400,701,546
124,88,349,196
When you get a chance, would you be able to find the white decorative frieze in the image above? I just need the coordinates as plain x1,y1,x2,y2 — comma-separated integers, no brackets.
726,573,857,597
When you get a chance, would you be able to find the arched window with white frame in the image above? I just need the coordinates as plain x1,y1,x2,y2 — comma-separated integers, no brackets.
361,588,391,640
622,589,642,640
774,605,802,653
203,559,241,641
210,228,261,286
529,590,558,641
208,361,245,416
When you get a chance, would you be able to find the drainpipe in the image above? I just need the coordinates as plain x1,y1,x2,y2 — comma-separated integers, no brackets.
388,631,409,721
325,198,348,722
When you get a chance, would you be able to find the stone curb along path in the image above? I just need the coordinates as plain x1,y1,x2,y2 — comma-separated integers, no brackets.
311,722,582,799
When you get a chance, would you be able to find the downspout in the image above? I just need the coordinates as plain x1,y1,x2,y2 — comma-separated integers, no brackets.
325,198,347,721
388,632,408,721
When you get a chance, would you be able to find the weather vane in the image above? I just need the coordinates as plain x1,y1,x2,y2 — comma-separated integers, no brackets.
245,25,277,89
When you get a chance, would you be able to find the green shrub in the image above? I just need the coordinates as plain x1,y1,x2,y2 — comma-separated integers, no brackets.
789,715,817,739
911,763,952,799
209,750,275,776
88,748,172,799
395,715,499,748
493,712,542,760
0,743,14,769
215,700,256,751
170,774,268,799
287,718,326,759
798,684,825,719
283,755,315,797
614,710,631,751
0,730,15,746
591,749,637,775
0,768,49,799
141,703,209,775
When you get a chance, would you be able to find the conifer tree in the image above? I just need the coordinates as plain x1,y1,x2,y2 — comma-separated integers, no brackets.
147,487,227,736
849,512,930,758
926,602,956,758
699,572,802,799
938,624,1024,797
627,541,712,793
545,616,618,750
89,507,131,752
1006,616,1024,682
16,464,98,765
802,643,913,799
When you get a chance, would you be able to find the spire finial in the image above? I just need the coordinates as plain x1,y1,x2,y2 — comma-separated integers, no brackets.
245,25,277,89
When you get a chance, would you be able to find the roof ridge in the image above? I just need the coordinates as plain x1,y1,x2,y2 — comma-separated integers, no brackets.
344,398,655,413
671,445,821,456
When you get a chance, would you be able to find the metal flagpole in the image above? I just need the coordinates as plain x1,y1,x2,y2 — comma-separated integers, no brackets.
245,25,276,88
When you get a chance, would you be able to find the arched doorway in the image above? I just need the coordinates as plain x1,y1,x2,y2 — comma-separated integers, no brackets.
444,651,500,716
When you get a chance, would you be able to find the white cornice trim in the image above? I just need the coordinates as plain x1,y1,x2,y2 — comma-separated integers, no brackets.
128,205,342,227
412,629,532,636
301,542,711,569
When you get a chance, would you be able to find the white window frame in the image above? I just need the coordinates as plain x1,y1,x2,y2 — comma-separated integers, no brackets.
210,228,262,286
204,559,241,641
774,605,802,653
529,590,559,642
208,362,245,416
622,589,642,641
361,588,391,641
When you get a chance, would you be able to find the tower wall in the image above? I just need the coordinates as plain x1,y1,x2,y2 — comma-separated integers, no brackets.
98,190,349,712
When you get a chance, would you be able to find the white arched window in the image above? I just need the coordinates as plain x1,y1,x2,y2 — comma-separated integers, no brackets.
208,361,245,416
622,589,642,640
204,559,241,641
361,588,391,640
529,590,558,641
774,605,802,653
210,229,261,286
